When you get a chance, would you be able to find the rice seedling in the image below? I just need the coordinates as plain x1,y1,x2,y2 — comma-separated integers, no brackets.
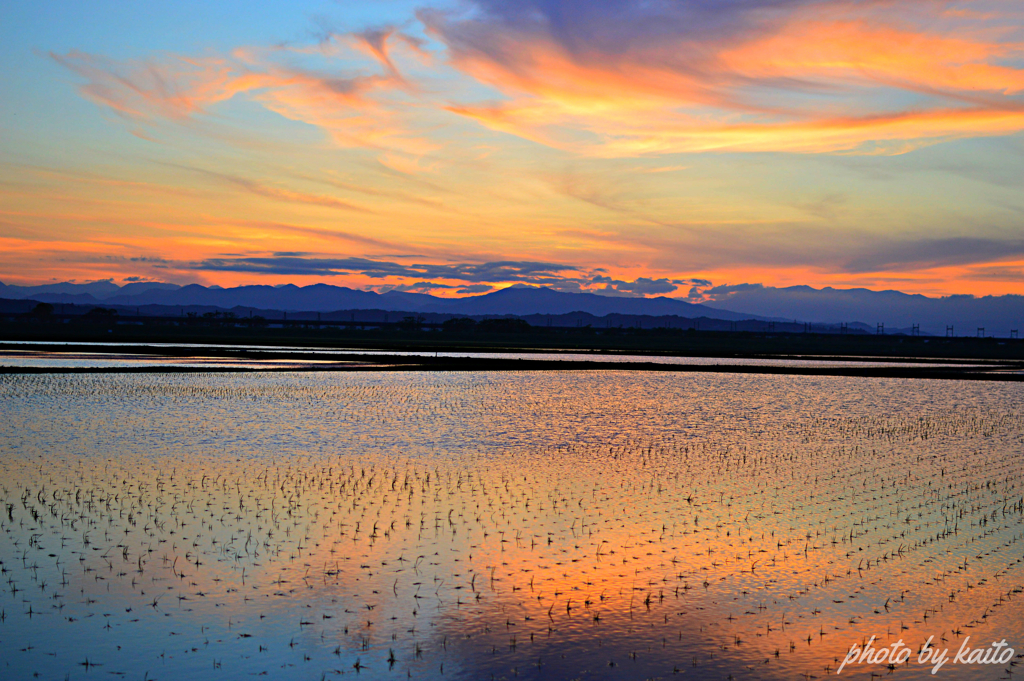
0,371,1022,679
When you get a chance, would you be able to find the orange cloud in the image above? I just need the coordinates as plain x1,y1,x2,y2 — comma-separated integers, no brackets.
442,38,722,113
52,37,437,161
349,27,429,83
720,19,1024,96
25,1,1024,298
450,101,1024,155
54,4,1024,160
210,172,375,214
427,4,1024,155
51,51,241,122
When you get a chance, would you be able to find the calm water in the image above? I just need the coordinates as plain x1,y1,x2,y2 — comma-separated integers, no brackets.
0,341,992,368
1,371,1023,680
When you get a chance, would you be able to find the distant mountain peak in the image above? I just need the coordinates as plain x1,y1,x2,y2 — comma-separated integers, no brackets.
0,279,759,321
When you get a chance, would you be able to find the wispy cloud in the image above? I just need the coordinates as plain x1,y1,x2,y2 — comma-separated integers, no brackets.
184,254,697,296
218,173,375,213
190,255,579,282
224,221,399,251
384,281,494,294
51,30,438,160
591,275,678,295
26,0,1024,298
425,0,1024,155
840,236,1024,272
56,1,1024,159
966,264,1024,281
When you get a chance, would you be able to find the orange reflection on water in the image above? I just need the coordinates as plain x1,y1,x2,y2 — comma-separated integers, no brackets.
1,371,1023,680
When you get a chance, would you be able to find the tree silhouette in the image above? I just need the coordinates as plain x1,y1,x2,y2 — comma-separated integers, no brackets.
31,302,54,319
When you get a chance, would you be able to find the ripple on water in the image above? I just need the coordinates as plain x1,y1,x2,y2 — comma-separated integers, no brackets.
1,371,1023,680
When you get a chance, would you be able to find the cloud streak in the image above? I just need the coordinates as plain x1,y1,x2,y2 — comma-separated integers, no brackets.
54,1,1024,158
184,254,701,296
191,256,580,282
51,30,437,158
426,0,1024,154
22,0,1024,299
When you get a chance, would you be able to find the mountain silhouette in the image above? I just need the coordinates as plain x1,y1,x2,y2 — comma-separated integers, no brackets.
0,281,757,320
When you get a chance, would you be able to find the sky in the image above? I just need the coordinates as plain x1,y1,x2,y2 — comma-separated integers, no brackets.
2,0,1024,301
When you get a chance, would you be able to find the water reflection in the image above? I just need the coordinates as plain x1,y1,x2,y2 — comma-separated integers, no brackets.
1,372,1022,680
0,342,992,369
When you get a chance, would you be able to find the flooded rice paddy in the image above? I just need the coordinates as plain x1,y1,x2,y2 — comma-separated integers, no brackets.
0,350,349,370
0,341,993,369
1,371,1023,680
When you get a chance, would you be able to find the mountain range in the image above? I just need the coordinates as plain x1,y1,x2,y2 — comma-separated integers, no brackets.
702,285,1024,337
0,281,759,321
4,280,1024,336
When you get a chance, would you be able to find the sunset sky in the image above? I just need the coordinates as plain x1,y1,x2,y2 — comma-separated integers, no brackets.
2,0,1024,300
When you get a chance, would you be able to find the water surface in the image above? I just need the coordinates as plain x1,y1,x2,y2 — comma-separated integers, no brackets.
2,371,1022,680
